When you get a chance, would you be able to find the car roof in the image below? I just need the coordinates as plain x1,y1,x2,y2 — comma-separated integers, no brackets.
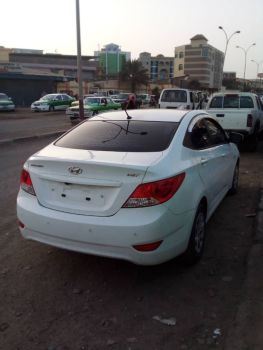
92,109,191,123
211,91,256,97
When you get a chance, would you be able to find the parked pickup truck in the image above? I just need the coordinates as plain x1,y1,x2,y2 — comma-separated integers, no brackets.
206,92,263,151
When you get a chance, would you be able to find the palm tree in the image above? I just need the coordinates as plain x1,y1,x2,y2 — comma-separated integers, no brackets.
120,60,149,92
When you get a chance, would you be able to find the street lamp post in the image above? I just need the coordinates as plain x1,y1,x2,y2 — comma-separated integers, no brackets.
236,43,256,90
76,0,84,119
251,59,263,89
218,26,240,71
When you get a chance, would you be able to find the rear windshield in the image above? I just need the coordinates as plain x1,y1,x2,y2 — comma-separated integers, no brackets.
209,95,254,109
161,90,187,103
55,120,179,152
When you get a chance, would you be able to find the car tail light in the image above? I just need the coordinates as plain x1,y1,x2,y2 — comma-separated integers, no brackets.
122,173,185,208
133,240,163,252
247,114,253,127
20,169,36,196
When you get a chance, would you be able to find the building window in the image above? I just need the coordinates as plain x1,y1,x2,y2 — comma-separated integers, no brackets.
202,47,209,57
179,52,184,59
178,64,183,71
175,53,178,58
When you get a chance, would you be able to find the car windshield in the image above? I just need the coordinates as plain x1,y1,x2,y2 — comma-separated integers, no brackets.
40,94,56,101
55,120,179,152
117,94,130,99
161,90,187,103
84,97,100,105
0,93,8,100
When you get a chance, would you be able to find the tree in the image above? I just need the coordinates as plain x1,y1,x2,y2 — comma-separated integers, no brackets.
119,60,149,92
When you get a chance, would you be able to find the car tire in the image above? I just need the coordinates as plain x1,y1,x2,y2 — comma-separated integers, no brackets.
228,162,239,195
181,203,206,265
245,130,258,152
49,105,54,112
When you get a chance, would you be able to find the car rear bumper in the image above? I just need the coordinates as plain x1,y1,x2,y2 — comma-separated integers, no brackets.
17,190,194,265
0,104,15,111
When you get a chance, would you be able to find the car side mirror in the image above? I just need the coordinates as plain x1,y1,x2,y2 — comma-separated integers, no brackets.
228,132,244,145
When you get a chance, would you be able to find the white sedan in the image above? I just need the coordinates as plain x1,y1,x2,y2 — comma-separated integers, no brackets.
17,109,240,265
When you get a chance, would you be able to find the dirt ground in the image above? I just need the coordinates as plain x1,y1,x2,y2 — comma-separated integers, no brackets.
0,114,263,350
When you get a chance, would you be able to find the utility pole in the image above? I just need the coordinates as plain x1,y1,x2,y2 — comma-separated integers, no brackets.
76,0,84,119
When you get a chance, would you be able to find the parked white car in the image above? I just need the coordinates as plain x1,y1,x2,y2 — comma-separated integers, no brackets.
159,88,198,110
206,92,263,151
17,109,240,265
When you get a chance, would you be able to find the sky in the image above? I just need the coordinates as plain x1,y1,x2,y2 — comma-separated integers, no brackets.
1,0,263,79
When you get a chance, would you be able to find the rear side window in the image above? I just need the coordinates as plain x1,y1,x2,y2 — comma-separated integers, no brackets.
209,96,223,108
240,96,254,108
161,90,187,103
55,120,179,152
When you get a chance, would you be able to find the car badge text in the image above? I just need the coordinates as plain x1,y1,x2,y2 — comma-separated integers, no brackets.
68,167,83,175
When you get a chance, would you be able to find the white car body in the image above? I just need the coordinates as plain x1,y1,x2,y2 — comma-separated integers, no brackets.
17,109,239,265
159,88,198,110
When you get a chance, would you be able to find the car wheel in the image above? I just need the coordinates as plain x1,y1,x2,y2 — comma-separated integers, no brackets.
49,105,54,112
228,162,239,195
181,203,206,265
245,130,258,152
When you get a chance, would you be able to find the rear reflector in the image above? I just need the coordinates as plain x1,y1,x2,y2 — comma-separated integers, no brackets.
18,221,25,229
133,240,163,252
20,169,36,196
123,173,185,208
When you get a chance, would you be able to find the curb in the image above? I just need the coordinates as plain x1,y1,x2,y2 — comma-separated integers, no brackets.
0,131,67,145
225,179,263,350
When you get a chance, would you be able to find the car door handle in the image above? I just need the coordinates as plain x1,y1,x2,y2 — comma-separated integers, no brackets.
200,157,208,165
220,153,226,157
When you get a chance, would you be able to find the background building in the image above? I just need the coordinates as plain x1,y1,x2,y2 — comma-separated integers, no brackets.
174,35,224,89
139,52,174,82
0,46,98,106
94,43,130,77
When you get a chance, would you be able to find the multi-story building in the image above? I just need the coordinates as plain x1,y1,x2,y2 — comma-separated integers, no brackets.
94,43,130,77
139,52,174,82
174,35,224,89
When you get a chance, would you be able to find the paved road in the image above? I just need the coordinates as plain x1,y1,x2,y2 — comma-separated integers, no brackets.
0,123,263,349
0,108,71,142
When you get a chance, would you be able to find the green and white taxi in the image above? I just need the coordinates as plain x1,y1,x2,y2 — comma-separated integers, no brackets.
31,93,75,112
66,96,122,122
0,93,15,111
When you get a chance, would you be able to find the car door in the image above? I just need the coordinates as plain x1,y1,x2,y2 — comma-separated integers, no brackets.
204,118,234,194
187,117,229,212
53,95,63,110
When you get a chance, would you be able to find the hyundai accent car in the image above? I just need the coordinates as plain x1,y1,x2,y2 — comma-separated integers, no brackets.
17,109,240,265
0,93,15,111
31,93,75,112
66,96,121,123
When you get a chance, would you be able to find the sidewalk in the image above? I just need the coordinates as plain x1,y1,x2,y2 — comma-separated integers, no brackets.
225,179,263,350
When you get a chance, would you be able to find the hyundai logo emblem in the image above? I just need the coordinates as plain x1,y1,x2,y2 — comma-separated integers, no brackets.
68,166,83,175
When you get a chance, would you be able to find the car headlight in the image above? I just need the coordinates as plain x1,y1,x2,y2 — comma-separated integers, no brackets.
84,110,93,117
